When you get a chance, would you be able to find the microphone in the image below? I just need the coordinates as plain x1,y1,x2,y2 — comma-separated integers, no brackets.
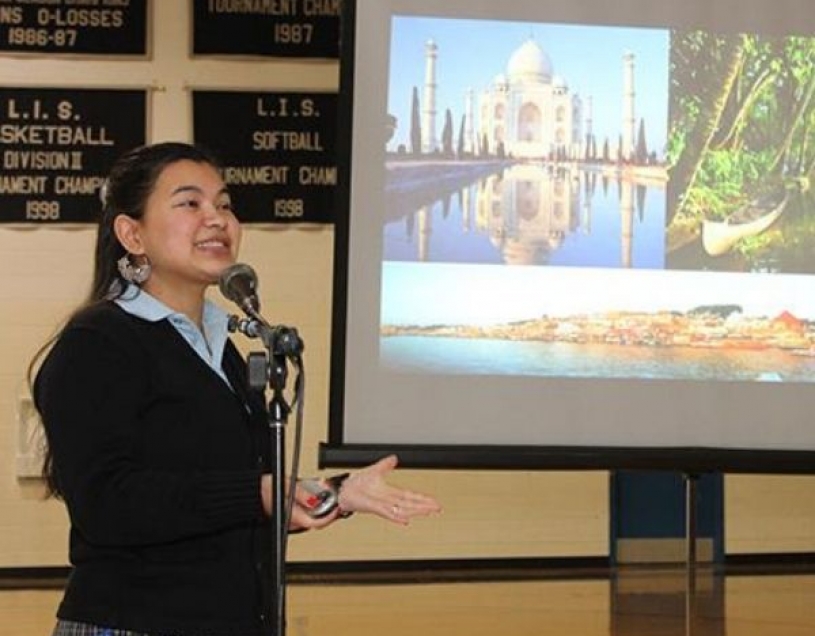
218,263,260,314
220,263,304,357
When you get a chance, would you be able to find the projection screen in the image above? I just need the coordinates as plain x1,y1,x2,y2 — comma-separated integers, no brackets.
322,0,815,472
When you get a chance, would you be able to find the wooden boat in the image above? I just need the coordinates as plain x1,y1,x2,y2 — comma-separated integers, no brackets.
702,190,789,256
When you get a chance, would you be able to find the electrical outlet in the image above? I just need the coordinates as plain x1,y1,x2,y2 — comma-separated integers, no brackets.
16,394,45,479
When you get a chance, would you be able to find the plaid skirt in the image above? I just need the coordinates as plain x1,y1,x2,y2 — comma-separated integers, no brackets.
51,619,254,636
52,620,160,636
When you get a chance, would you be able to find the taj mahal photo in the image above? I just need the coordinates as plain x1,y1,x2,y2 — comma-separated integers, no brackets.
384,17,670,269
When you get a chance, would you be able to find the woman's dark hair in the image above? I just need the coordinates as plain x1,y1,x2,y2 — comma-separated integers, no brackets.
30,141,223,497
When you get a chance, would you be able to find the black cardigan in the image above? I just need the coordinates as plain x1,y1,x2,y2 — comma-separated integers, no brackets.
35,302,276,636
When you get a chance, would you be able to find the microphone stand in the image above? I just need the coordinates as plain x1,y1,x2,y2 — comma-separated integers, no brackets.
230,314,303,636
267,340,289,636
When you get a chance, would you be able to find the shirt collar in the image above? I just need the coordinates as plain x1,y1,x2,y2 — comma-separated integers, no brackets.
115,284,176,323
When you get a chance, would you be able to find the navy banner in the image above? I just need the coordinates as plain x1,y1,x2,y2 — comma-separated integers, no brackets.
0,0,148,56
192,0,340,58
193,90,338,224
0,88,147,223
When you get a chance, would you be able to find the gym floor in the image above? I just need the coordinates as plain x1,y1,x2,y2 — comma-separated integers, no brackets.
3,563,814,636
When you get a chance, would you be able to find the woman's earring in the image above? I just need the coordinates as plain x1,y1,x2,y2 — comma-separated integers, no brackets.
117,254,151,285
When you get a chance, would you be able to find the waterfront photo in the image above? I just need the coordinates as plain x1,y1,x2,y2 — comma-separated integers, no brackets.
380,264,815,383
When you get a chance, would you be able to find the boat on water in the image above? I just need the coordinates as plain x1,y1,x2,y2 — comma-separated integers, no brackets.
701,190,789,256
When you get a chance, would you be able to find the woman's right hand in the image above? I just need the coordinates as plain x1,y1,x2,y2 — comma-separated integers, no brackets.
260,474,339,531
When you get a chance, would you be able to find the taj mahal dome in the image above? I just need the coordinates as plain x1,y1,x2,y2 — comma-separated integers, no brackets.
477,38,583,159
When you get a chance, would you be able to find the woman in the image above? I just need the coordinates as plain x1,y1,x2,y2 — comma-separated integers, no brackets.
31,142,441,636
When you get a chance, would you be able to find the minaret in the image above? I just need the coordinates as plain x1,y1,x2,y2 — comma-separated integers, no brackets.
622,52,636,161
620,179,634,268
422,39,438,154
464,88,474,154
585,96,594,160
417,205,432,261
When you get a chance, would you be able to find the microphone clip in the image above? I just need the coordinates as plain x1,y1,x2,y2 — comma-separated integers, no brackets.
228,314,263,339
228,314,304,357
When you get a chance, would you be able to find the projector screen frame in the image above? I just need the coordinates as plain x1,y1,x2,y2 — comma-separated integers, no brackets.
323,0,815,474
319,442,815,474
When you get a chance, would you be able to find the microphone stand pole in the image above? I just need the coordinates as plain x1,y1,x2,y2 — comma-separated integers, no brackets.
242,318,295,636
266,346,289,636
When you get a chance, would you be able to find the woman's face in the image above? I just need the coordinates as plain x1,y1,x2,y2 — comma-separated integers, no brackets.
123,159,242,296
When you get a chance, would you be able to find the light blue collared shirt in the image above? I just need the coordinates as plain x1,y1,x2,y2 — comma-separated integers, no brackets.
115,285,232,386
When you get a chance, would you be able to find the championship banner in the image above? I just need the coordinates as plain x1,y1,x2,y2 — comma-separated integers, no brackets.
0,88,147,224
0,0,148,56
192,0,340,58
192,90,338,224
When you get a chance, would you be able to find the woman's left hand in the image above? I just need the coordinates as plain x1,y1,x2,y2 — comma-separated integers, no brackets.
337,455,442,525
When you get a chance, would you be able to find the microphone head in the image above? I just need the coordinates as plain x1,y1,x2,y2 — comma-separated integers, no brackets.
218,263,259,312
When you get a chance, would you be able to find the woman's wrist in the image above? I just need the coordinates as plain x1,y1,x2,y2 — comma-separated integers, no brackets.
327,472,354,518
260,473,272,517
